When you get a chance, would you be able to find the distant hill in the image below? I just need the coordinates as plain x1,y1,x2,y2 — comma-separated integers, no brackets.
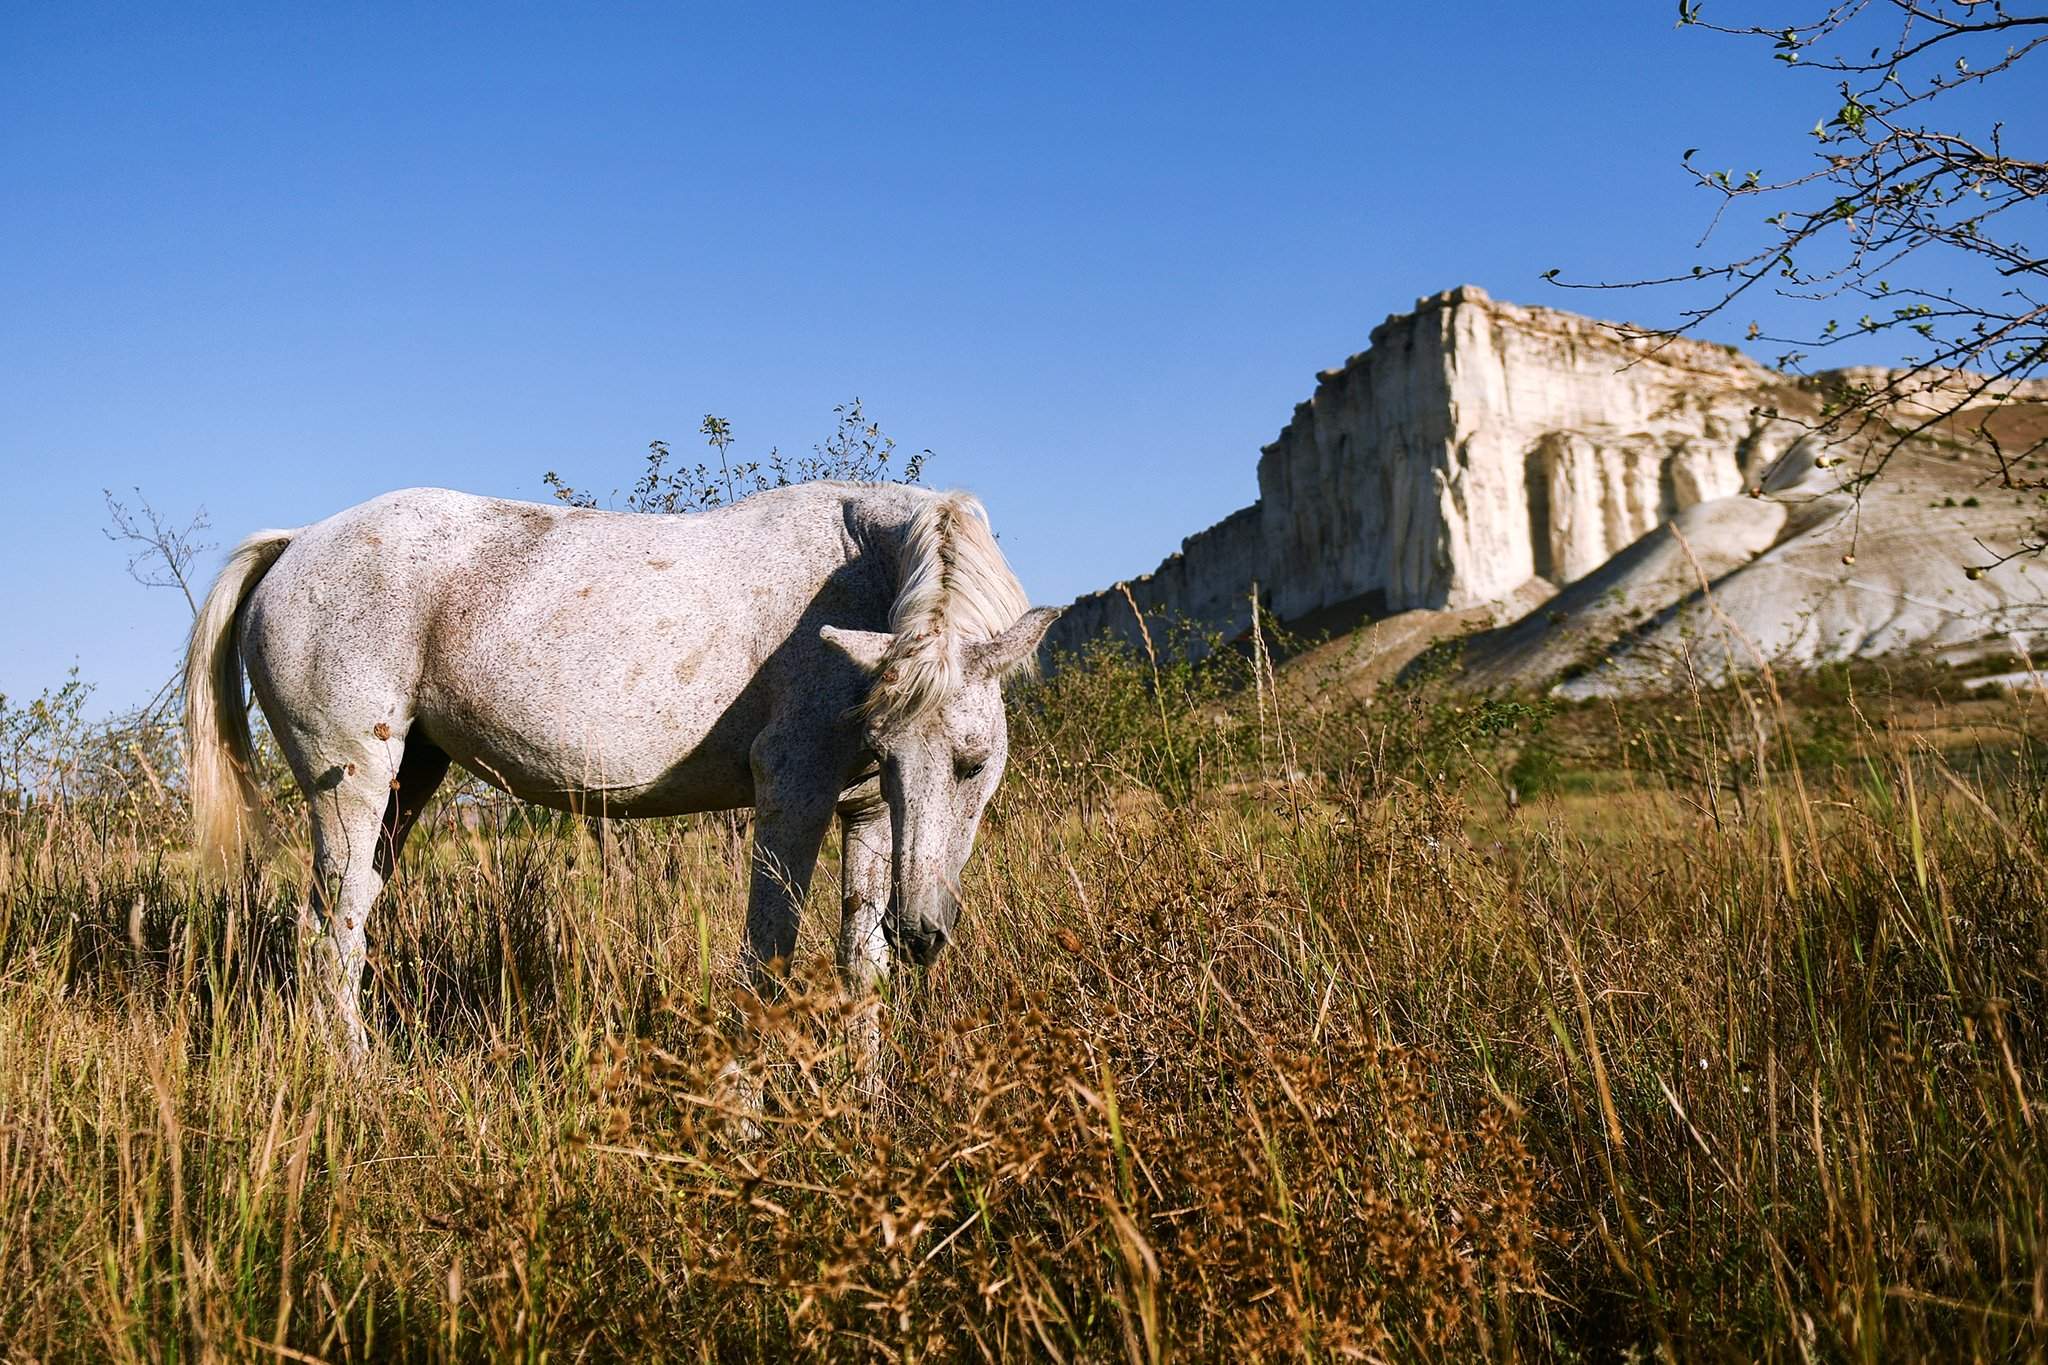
1046,285,2048,694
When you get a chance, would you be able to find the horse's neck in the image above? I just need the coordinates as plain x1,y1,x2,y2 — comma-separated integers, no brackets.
847,485,933,595
848,484,931,541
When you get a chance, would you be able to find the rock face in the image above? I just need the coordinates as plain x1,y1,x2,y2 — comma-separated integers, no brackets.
1046,285,2048,691
1042,507,1263,660
1254,286,1802,617
1048,285,1801,657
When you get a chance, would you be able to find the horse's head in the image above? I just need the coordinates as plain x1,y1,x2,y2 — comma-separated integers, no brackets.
822,606,1060,965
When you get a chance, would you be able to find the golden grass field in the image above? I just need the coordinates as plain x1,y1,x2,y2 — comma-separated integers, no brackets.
0,641,2043,1361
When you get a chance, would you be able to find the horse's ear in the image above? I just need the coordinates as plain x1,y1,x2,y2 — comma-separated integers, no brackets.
968,607,1062,680
820,625,893,673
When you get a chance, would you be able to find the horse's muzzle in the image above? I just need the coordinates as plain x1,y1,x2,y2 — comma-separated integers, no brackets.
883,893,956,966
883,917,950,966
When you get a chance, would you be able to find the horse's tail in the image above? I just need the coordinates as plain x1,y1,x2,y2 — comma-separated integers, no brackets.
184,527,296,873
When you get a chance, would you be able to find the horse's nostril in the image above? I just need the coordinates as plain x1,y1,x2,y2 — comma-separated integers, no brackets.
885,917,949,966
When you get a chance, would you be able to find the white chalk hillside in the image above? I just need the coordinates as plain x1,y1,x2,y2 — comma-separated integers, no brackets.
1047,286,2048,693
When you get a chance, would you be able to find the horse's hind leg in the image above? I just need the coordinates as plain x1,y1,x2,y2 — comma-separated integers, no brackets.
292,724,447,1056
376,736,451,878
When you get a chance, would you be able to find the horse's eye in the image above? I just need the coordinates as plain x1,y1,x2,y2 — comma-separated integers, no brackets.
956,756,987,781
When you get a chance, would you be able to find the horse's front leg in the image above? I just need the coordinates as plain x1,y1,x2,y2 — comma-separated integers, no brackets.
836,787,892,1085
835,783,891,997
718,741,836,1133
740,737,838,993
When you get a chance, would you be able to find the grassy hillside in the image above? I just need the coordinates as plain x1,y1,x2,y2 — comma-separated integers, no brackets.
0,643,2043,1360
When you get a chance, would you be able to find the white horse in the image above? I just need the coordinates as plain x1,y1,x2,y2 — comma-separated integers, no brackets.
182,482,1057,1052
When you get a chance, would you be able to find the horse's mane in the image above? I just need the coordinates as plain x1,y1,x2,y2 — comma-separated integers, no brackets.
864,489,1031,727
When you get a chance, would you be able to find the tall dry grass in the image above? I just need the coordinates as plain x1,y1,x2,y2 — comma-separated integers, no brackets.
0,644,2043,1360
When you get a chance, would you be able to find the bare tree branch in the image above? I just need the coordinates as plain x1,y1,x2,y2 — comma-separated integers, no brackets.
1557,0,2047,566
102,487,214,617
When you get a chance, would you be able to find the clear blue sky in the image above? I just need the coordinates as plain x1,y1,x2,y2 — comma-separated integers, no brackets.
0,2,1980,711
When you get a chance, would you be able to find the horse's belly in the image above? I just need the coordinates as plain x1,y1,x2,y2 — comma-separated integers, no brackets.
423,715,756,817
415,654,761,817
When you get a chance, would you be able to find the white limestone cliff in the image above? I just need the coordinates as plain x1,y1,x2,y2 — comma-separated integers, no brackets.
1045,285,2048,691
1253,286,1803,617
1048,285,1801,658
